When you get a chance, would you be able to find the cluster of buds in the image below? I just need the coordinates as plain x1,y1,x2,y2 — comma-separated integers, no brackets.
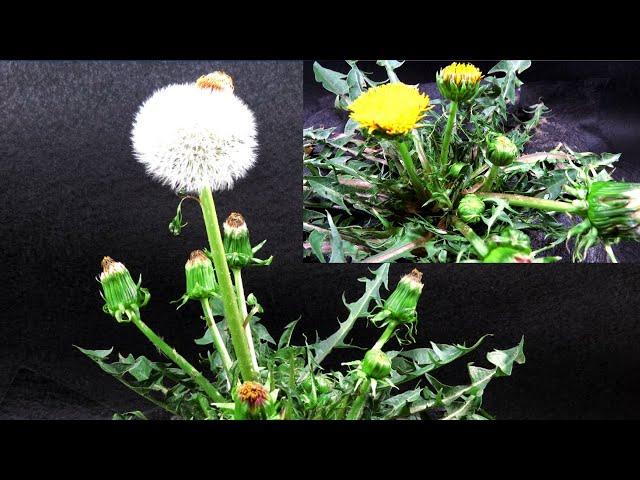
222,212,273,269
436,62,483,103
98,257,150,323
457,194,485,224
371,269,424,343
586,181,640,241
487,134,518,167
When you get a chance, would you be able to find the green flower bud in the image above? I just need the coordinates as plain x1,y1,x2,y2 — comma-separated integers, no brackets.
223,212,253,268
487,135,518,167
185,250,218,300
488,228,531,252
362,349,392,380
379,269,424,324
436,62,483,103
457,195,485,224
99,257,149,322
587,181,640,240
302,374,333,395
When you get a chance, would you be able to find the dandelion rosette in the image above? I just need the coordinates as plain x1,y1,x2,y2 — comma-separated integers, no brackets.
131,72,257,193
348,83,431,136
99,257,150,322
487,134,518,167
587,181,640,240
436,62,483,103
457,194,485,224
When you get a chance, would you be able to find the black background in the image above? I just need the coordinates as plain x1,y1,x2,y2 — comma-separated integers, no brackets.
1,60,639,419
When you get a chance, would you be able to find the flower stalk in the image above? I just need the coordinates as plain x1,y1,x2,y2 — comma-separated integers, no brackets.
439,100,458,170
199,186,256,382
396,140,428,202
451,215,489,258
232,267,259,372
200,298,233,379
474,192,587,214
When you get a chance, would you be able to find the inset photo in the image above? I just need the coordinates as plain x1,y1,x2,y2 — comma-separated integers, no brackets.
303,60,640,263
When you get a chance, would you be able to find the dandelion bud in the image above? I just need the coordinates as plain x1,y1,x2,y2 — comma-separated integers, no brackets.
457,195,485,224
235,381,269,419
98,257,149,322
375,269,424,325
362,349,392,380
587,181,640,240
223,212,253,268
436,62,483,103
196,71,234,93
487,135,518,167
185,250,218,300
302,374,333,395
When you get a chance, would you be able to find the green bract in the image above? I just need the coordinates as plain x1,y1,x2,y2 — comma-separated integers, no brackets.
587,181,640,240
222,212,273,268
373,269,423,325
99,257,149,323
457,194,485,224
185,250,218,299
487,134,518,167
362,349,391,380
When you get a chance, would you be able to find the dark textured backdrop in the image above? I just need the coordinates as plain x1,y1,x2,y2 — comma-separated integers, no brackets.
1,61,640,420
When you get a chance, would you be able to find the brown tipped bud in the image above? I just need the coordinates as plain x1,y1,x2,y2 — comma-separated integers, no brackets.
237,381,269,410
225,212,246,229
196,71,234,93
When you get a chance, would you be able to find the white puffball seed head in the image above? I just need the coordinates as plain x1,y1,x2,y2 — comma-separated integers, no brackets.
131,81,257,193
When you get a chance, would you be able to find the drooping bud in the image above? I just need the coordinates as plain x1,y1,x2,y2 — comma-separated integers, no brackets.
98,257,149,322
436,62,483,103
362,349,392,380
377,269,424,325
223,212,254,268
457,194,485,224
185,250,218,300
196,71,234,93
587,181,640,240
487,134,518,167
235,381,270,420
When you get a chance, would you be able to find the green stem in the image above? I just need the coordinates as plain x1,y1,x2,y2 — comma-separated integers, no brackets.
232,268,259,372
396,140,428,201
373,321,398,350
474,192,586,214
129,313,224,403
199,186,256,382
481,164,500,192
604,243,619,263
451,216,489,258
346,378,371,420
439,100,458,170
200,298,234,378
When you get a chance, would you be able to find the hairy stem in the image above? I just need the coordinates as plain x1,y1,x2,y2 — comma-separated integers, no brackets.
199,186,256,382
232,268,259,372
129,313,224,403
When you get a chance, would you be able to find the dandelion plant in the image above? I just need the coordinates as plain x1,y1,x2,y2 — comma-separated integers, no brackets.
303,60,639,263
78,71,525,420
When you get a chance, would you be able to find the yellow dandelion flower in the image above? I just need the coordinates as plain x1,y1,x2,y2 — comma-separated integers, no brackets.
348,83,431,136
436,62,483,102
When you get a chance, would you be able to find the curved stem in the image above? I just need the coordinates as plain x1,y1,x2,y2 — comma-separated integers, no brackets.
200,298,233,380
481,164,500,192
373,321,398,350
129,313,224,403
396,140,428,201
232,268,259,372
199,186,256,382
439,100,458,170
474,192,586,214
451,216,489,258
346,378,371,420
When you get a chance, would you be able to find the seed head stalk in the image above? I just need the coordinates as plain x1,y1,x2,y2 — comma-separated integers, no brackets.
199,186,256,382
